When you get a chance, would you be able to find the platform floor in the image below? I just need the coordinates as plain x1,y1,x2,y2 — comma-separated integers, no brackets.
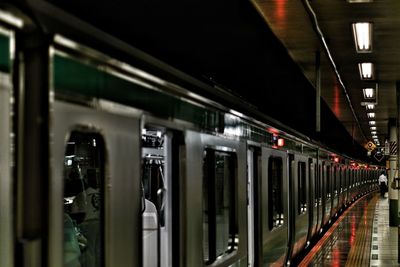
299,192,400,266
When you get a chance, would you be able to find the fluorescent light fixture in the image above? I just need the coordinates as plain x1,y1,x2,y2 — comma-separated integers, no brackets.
371,131,377,135
363,88,375,99
348,0,373,2
367,112,375,118
366,104,375,110
0,10,23,28
370,126,377,130
359,63,374,79
369,121,376,125
352,22,372,53
372,135,378,139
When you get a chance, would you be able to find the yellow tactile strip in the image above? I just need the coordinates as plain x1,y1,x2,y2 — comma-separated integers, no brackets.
345,194,379,267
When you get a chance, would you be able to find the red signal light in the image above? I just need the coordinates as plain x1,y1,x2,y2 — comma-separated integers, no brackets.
334,157,339,163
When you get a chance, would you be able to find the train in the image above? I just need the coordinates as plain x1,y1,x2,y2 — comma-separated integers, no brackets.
0,2,382,267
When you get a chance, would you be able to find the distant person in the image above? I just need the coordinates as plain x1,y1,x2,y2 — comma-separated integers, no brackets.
379,171,388,198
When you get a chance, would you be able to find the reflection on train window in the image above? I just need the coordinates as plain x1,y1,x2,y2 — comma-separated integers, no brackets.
63,131,104,267
333,166,337,196
317,164,322,205
203,149,237,264
314,163,318,207
350,170,353,188
141,127,165,267
268,157,283,230
326,165,331,199
298,161,307,214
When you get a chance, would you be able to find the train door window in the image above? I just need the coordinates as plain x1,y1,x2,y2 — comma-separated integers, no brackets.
312,162,318,207
351,170,355,187
339,167,342,193
298,161,307,214
333,166,337,196
63,131,104,267
326,165,331,199
268,157,284,230
317,164,322,205
141,127,171,267
203,148,237,264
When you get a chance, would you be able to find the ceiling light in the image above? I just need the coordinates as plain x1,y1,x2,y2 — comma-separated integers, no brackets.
358,63,374,79
369,121,376,125
367,112,375,118
370,126,376,130
366,104,375,110
363,88,375,99
352,22,372,53
371,130,377,134
348,0,373,2
372,135,378,139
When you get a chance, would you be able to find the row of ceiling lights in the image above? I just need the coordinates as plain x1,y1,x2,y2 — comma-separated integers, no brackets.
351,16,379,146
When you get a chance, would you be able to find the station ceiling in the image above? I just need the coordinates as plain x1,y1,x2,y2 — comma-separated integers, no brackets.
252,0,399,147
40,0,395,159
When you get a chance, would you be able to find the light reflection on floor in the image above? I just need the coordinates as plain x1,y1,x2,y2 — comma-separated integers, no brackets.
305,194,375,266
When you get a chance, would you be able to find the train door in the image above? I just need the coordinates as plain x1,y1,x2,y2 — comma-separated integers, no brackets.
0,26,13,267
288,154,309,261
262,147,288,266
49,101,141,267
183,131,247,267
338,166,344,212
247,146,262,267
141,125,183,267
317,161,324,231
323,162,332,225
332,165,338,217
309,158,318,240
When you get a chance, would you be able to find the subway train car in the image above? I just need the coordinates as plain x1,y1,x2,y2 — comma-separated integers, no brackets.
0,3,381,267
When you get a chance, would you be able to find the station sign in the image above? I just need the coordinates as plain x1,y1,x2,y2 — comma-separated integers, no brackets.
365,141,376,151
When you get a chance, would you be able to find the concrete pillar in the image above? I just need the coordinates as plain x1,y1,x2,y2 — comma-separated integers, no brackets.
389,118,398,226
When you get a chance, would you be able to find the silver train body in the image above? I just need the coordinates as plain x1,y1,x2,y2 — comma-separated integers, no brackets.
0,4,381,267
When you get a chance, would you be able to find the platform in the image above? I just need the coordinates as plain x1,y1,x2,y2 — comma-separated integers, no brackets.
299,193,400,266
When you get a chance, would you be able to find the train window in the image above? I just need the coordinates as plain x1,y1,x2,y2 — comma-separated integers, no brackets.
326,165,331,199
312,162,318,207
268,157,284,230
317,164,322,205
333,166,337,196
203,148,237,264
298,161,307,214
63,131,104,267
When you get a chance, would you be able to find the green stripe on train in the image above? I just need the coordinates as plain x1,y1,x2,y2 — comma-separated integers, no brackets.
53,54,278,145
0,34,10,72
53,55,215,127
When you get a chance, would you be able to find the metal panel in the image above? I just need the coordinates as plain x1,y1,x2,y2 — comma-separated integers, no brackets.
0,70,12,266
49,101,141,267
